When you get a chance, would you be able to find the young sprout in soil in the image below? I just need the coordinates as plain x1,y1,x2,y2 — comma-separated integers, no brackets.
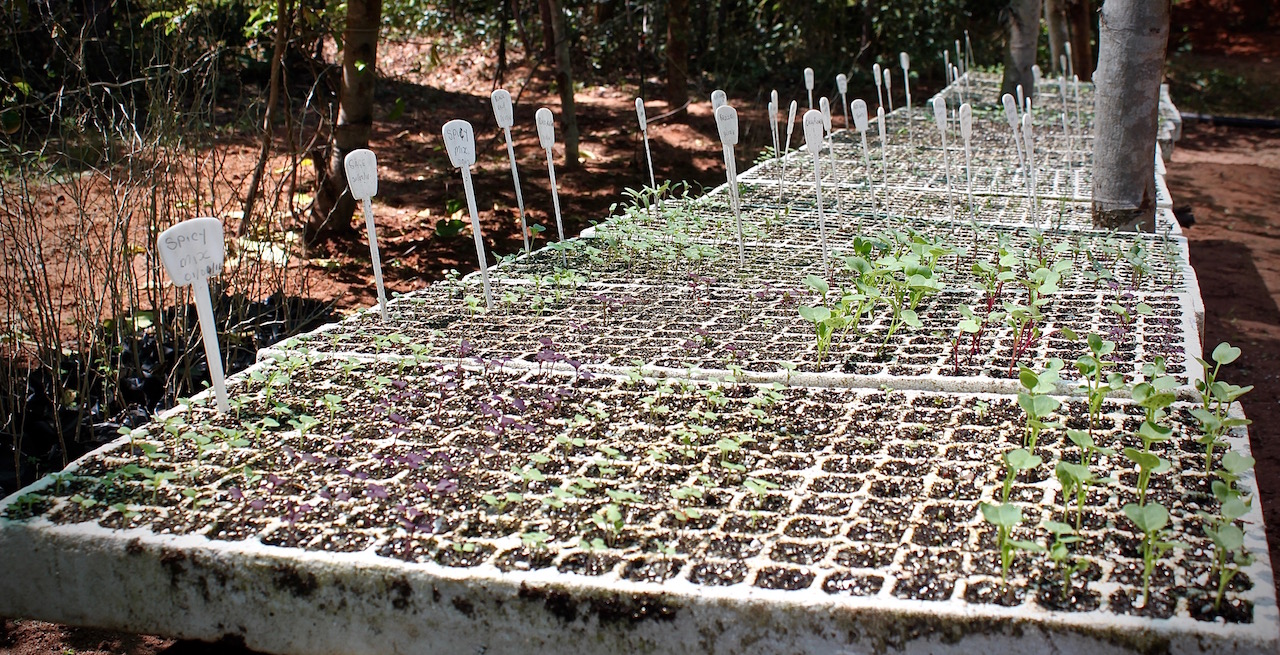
1193,342,1254,472
1069,331,1126,437
1001,448,1042,503
1065,429,1115,469
1213,451,1256,503
1054,459,1108,529
980,501,1042,582
1017,360,1063,451
1201,496,1253,610
1123,502,1186,607
1043,520,1090,600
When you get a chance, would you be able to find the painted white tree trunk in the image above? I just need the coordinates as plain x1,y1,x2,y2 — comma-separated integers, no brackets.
1001,0,1042,97
1091,0,1170,231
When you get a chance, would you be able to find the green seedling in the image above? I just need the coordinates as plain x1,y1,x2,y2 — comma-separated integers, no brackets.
1044,520,1090,600
1122,447,1170,505
521,531,551,550
482,491,525,513
980,502,1043,582
1192,342,1254,473
1054,460,1108,529
1123,502,1186,607
1213,451,1257,503
1201,496,1253,610
1001,448,1042,503
1017,360,1063,451
1071,332,1126,437
1065,429,1115,468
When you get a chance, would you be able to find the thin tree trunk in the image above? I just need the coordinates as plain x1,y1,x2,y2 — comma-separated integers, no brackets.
538,0,555,58
1067,0,1094,81
308,0,382,244
1001,0,1042,98
1045,0,1069,73
1091,0,1169,231
665,0,689,119
547,0,580,170
242,0,292,234
511,0,534,58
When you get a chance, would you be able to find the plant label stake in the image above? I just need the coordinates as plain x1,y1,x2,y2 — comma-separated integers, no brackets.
490,89,530,253
442,119,494,309
819,96,838,209
852,99,876,218
803,109,831,277
944,50,951,85
157,217,229,413
884,71,894,113
932,96,956,230
1032,64,1042,92
769,95,783,203
1016,84,1025,116
959,102,975,223
715,104,745,264
784,100,798,201
343,149,389,322
1058,70,1072,169
873,63,884,112
1002,93,1026,173
804,67,815,109
965,31,974,72
635,98,657,192
877,106,888,194
900,52,913,152
1072,75,1082,167
836,74,849,129
711,89,727,111
534,109,567,254
1065,41,1075,78
1022,112,1039,228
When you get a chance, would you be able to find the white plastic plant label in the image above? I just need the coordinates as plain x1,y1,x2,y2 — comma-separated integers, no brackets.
819,97,832,133
900,52,909,71
836,73,847,94
873,63,882,87
803,109,824,156
1016,84,1025,113
344,149,389,322
159,216,224,287
711,89,727,111
1002,94,1019,130
491,89,514,129
441,119,494,309
852,98,868,133
635,97,647,131
932,96,947,131
785,100,798,150
804,67,814,91
715,104,739,146
877,106,886,143
535,108,556,151
959,102,972,142
344,148,378,199
157,216,229,413
883,72,893,111
442,119,476,168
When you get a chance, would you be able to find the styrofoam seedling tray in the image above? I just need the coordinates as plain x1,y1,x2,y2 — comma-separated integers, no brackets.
740,152,1093,202
1,356,1273,655
263,264,1204,392
581,200,1199,297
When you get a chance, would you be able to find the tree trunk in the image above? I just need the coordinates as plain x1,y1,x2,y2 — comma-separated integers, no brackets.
547,0,580,170
665,0,689,119
1045,0,1069,73
538,0,555,58
1067,0,1094,81
1001,0,1042,98
308,0,382,244
1091,0,1169,231
242,0,293,234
